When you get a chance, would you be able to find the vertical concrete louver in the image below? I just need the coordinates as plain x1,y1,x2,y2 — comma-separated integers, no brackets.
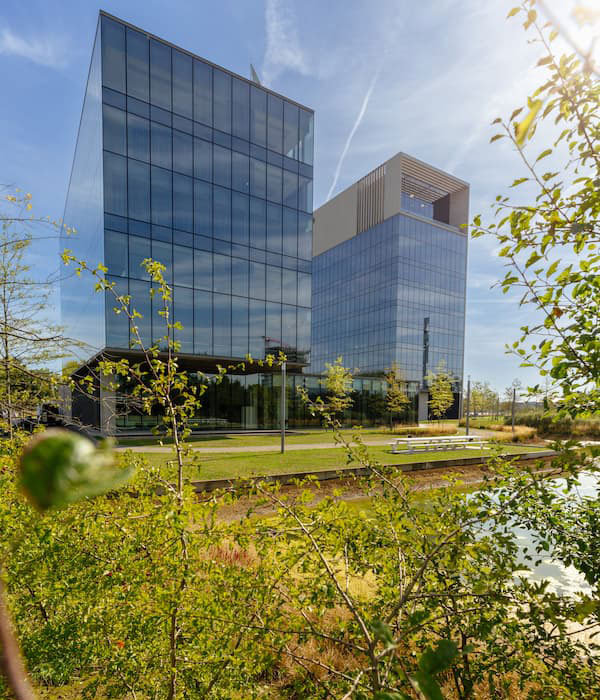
356,164,385,234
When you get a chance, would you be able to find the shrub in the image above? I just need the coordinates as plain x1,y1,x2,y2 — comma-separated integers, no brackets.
505,413,600,439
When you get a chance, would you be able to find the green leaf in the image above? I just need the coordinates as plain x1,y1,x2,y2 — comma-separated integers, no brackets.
535,148,552,162
19,429,134,511
419,639,459,675
515,99,543,146
411,671,444,700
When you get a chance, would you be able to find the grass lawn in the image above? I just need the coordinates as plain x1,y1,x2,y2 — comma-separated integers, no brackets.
122,443,549,481
117,426,459,449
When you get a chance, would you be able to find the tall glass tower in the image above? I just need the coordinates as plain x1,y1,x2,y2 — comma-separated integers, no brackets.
311,153,468,420
61,12,314,432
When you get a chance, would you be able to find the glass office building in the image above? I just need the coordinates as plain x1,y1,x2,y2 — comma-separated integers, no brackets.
311,154,469,420
61,12,314,431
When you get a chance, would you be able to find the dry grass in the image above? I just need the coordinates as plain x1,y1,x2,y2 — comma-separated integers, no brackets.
206,542,259,568
487,424,537,442
390,424,457,436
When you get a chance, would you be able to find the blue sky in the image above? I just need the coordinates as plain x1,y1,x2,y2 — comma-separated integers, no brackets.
0,0,586,392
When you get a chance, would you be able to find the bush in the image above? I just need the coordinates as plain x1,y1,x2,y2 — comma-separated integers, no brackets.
504,413,600,438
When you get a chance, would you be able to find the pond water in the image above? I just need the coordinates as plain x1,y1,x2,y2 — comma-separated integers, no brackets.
512,471,597,596
348,471,598,596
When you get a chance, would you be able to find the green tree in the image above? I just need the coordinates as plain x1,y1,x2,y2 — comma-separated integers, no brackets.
503,377,523,411
384,362,410,430
426,361,454,422
0,190,72,437
321,356,353,420
472,0,600,417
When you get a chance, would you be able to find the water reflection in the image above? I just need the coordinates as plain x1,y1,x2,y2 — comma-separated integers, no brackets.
512,472,597,595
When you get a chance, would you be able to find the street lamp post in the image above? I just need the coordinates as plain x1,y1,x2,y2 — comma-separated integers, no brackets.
465,376,471,436
281,359,286,454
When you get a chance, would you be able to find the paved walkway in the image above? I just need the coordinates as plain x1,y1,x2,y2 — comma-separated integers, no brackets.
116,438,395,454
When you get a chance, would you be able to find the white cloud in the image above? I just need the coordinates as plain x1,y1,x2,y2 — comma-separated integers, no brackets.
0,26,69,69
262,0,309,86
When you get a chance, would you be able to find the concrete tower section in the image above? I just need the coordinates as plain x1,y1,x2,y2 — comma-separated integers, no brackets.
311,152,469,420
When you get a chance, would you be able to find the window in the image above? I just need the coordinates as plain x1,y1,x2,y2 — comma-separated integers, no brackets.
232,192,249,246
232,152,249,193
127,113,149,161
129,279,152,347
213,186,231,241
151,166,172,227
266,265,281,303
249,299,265,357
232,77,249,141
298,272,311,307
282,268,297,305
250,86,267,147
150,122,172,169
267,94,283,154
249,261,265,299
213,254,231,293
283,101,299,159
250,158,266,199
266,203,282,253
231,296,248,357
282,304,296,348
103,151,127,216
174,285,193,352
249,197,266,249
173,174,193,232
150,40,171,110
266,165,282,204
172,50,193,118
173,130,193,175
102,17,125,93
282,207,297,257
152,240,172,283
213,144,231,188
128,159,150,221
129,235,151,280
194,249,212,291
213,293,231,356
194,290,212,354
298,175,312,213
298,212,312,260
231,257,248,296
282,170,298,209
266,302,281,345
126,27,149,101
299,109,314,165
194,138,212,181
103,105,126,155
193,60,212,126
194,180,212,235
213,69,231,133
105,230,128,277
106,276,129,347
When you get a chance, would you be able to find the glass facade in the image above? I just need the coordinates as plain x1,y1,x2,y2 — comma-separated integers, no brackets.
115,371,390,431
97,14,313,361
311,212,467,387
61,22,105,356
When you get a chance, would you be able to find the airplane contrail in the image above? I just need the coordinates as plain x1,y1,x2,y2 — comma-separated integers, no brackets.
325,67,381,202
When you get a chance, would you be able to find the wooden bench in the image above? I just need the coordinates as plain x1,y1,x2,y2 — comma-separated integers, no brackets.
387,435,488,454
